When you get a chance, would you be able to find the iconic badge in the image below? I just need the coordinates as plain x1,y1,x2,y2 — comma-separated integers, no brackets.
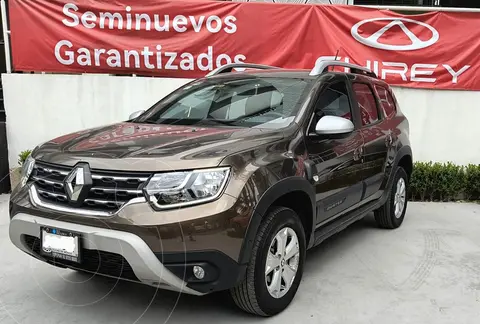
351,17,439,51
64,163,93,206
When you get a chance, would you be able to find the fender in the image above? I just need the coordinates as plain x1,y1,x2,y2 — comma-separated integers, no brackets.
237,176,316,265
383,145,413,192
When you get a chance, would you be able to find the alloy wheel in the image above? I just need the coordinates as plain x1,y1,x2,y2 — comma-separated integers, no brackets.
265,227,300,299
394,177,406,218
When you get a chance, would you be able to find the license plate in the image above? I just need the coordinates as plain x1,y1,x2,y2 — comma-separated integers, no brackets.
40,227,81,263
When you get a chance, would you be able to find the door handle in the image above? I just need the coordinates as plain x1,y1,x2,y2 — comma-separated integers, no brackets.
385,132,394,147
353,146,364,162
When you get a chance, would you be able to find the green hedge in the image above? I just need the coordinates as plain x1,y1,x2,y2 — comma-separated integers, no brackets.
409,162,480,202
18,150,32,166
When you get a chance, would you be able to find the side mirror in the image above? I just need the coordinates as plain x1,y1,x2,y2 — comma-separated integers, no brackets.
315,115,354,137
129,110,145,120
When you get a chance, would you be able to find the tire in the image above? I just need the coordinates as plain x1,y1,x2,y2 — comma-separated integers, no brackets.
374,166,408,229
230,206,306,316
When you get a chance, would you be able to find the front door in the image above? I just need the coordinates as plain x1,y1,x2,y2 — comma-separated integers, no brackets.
305,79,365,225
351,82,389,200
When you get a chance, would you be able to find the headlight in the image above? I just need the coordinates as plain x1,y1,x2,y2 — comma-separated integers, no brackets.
144,167,230,209
19,155,35,188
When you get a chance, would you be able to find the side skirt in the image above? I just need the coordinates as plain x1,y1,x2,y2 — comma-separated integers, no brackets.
312,193,386,248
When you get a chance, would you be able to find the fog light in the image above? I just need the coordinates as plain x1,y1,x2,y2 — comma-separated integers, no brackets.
193,265,205,280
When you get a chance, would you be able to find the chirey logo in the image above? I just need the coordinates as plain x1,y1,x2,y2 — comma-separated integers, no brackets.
330,17,472,84
350,17,440,51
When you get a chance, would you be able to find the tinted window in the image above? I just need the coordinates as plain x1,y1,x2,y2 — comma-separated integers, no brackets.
316,82,352,118
134,77,314,129
352,83,379,126
375,85,396,117
310,81,352,132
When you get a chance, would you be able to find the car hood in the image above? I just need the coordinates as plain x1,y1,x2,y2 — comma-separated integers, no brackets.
32,122,286,171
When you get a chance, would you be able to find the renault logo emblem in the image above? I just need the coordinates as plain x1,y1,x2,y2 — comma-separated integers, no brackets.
351,17,439,51
64,163,93,206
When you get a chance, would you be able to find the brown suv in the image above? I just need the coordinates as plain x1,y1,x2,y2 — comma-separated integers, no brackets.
9,60,412,316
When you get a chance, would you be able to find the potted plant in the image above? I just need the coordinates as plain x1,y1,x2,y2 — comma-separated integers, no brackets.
10,150,32,190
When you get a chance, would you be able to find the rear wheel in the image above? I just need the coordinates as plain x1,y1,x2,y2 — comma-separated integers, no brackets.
374,166,408,229
230,207,306,316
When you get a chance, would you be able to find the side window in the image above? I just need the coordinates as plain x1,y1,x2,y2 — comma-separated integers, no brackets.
352,83,379,126
375,85,396,117
314,81,352,118
310,81,352,133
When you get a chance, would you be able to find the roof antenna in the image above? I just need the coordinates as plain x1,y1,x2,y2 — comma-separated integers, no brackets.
329,48,340,72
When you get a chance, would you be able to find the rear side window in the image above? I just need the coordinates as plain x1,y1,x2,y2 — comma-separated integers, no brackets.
375,85,396,117
352,83,379,126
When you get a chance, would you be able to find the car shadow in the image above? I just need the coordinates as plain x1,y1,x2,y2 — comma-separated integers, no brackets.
55,214,381,322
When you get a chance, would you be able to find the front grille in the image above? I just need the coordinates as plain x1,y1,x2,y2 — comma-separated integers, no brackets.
24,235,139,281
30,161,151,213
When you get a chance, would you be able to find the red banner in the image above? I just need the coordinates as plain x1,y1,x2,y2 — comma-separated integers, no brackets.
8,0,480,90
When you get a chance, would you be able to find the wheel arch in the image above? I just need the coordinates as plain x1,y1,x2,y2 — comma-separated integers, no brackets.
238,177,316,265
397,152,413,180
384,145,413,192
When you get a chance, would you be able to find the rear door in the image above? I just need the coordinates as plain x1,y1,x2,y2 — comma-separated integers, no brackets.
304,77,365,225
350,81,389,200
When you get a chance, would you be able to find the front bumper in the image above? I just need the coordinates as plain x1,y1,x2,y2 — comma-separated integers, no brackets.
10,212,247,294
10,213,209,295
9,178,253,294
10,184,249,261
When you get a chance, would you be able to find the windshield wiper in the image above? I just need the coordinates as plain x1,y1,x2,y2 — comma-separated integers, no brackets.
195,119,233,126
220,106,278,125
133,120,158,124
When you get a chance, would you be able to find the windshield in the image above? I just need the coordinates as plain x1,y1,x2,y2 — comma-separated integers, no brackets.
133,77,314,129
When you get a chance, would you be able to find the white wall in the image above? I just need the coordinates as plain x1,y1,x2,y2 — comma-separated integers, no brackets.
393,87,480,166
2,73,479,168
2,73,192,168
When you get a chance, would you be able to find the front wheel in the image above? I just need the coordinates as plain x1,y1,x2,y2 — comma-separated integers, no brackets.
374,166,409,229
230,207,306,316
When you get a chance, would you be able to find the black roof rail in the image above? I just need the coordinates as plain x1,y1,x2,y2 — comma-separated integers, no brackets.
309,60,377,78
206,63,279,77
